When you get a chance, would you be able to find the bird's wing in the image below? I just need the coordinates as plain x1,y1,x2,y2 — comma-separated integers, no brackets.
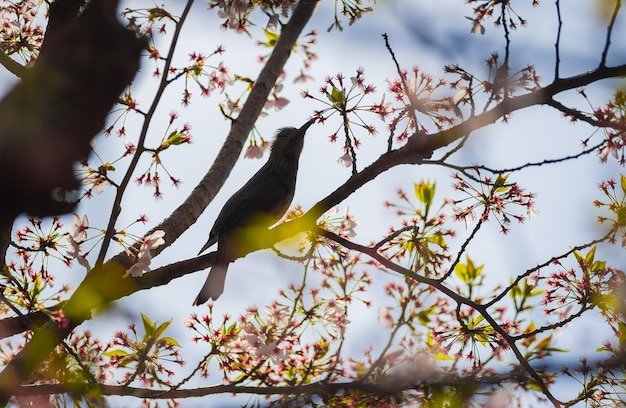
211,167,295,234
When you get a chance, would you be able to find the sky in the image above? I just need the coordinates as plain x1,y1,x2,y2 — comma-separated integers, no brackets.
2,0,626,406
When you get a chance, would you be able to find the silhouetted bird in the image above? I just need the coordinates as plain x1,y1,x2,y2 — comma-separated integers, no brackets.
194,119,315,305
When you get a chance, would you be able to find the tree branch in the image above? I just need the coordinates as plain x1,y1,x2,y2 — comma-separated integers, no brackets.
599,0,622,68
315,227,564,406
0,49,26,78
5,62,626,339
11,370,530,400
109,0,321,269
0,1,319,403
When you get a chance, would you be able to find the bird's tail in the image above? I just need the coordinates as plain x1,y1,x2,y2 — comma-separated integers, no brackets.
193,263,228,305
198,234,217,255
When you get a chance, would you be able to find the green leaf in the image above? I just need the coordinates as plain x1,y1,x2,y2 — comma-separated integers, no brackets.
103,349,129,358
510,283,521,299
585,245,596,266
165,131,187,146
148,7,173,19
427,234,446,247
455,263,468,283
493,174,509,192
529,379,543,392
455,255,483,283
592,260,606,272
141,314,155,337
534,334,552,350
224,322,238,336
161,337,181,348
573,250,584,267
232,372,247,382
433,353,454,361
416,305,435,325
621,174,626,195
263,29,280,47
414,180,436,206
619,321,626,345
327,86,346,106
617,204,626,227
154,318,172,338
468,256,483,280
473,314,485,325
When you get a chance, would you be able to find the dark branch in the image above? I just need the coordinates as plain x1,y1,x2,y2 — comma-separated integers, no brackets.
599,0,622,68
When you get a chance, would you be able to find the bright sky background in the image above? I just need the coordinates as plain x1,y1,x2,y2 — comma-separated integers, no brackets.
2,0,626,406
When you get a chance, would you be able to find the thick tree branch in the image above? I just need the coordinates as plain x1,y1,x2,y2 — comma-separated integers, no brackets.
0,1,319,403
11,370,529,400
38,0,84,59
0,0,144,401
0,0,144,221
106,0,320,269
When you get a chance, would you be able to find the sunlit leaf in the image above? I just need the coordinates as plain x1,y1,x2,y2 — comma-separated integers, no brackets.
161,336,181,347
414,180,436,206
585,245,596,266
592,260,606,272
263,29,280,47
103,349,129,358
493,174,509,192
510,281,522,299
535,334,552,350
417,305,435,325
434,353,454,361
141,313,155,338
328,86,346,106
154,318,172,338
427,234,446,247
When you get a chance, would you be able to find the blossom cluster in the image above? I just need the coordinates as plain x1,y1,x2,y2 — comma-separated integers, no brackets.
450,172,538,234
595,175,626,248
466,0,538,35
381,181,454,277
594,90,626,165
0,0,44,65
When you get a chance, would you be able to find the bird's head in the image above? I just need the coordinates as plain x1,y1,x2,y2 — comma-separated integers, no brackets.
269,118,315,162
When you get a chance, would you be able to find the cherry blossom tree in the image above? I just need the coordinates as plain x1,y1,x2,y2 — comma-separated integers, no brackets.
0,0,626,407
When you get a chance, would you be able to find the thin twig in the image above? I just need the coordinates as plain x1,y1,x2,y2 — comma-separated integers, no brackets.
554,0,562,80
439,207,488,281
599,0,622,68
0,49,26,78
96,0,196,266
486,228,615,307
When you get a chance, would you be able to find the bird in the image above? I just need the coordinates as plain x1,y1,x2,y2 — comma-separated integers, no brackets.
194,118,315,305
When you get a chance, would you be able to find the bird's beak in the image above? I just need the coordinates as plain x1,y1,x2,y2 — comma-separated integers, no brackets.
299,118,316,132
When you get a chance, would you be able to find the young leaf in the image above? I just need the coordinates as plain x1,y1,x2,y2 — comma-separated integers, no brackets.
328,86,346,107
414,180,436,206
161,337,181,347
154,318,172,338
263,29,280,47
141,313,156,338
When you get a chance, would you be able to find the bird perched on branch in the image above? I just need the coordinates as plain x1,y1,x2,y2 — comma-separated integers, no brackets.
194,119,315,305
